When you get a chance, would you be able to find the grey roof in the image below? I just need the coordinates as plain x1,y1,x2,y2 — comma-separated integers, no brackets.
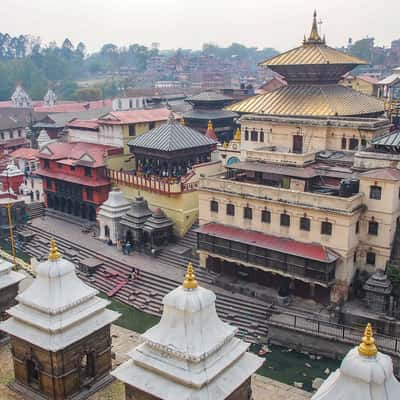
0,108,45,131
128,115,217,152
120,197,152,230
183,109,238,120
372,131,400,147
187,91,233,102
143,208,173,232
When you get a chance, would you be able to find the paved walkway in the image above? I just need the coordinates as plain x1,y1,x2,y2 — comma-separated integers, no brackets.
0,325,311,400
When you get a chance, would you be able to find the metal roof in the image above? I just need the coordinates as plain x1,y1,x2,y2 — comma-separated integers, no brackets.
186,91,233,102
128,114,217,152
227,84,384,116
183,109,238,120
371,131,400,147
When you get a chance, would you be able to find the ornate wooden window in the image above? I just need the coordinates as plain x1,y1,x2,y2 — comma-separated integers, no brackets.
26,357,40,388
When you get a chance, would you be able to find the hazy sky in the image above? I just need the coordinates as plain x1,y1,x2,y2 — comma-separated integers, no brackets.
2,0,399,53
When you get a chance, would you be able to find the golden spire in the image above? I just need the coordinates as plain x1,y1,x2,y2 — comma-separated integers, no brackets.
183,262,198,289
207,120,213,130
181,117,185,125
358,323,378,357
48,239,61,261
234,127,241,141
307,10,322,43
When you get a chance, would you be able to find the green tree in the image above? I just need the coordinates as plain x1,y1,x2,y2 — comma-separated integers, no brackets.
74,87,102,101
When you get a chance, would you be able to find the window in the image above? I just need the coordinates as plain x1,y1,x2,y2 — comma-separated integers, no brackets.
86,188,93,201
300,217,311,231
243,206,252,220
368,221,379,236
321,221,332,235
244,129,249,141
355,221,359,234
18,129,22,137
361,139,367,147
226,203,235,216
366,252,376,265
260,129,264,142
129,124,136,136
349,138,359,150
280,213,290,227
369,185,381,200
210,200,218,213
45,178,52,188
9,131,13,139
250,129,258,142
261,209,271,223
44,159,50,169
149,121,156,130
341,137,347,149
129,99,133,108
84,167,91,177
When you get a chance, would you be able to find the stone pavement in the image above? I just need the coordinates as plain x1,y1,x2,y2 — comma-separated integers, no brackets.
0,325,311,400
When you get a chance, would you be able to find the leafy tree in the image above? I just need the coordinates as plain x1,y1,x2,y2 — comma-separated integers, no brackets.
74,87,102,101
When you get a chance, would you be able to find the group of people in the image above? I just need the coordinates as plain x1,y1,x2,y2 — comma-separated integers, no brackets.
128,267,140,281
116,239,135,255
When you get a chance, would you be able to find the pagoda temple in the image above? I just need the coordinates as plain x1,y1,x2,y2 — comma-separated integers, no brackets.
112,263,263,399
229,11,384,117
184,91,238,142
0,240,120,400
312,323,400,399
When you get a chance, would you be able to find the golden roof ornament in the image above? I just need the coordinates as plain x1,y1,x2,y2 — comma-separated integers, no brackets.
358,323,378,357
207,120,214,130
183,262,198,289
306,10,323,44
181,117,186,126
234,127,241,141
48,239,61,261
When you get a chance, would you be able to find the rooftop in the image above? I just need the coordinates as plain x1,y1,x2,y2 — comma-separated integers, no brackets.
98,108,178,125
9,147,39,160
359,168,400,181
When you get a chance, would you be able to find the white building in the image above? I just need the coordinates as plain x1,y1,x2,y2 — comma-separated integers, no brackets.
11,84,32,108
112,263,264,400
112,96,150,111
312,323,400,399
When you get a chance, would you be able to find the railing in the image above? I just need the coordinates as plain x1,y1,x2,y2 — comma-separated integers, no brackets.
245,149,317,167
107,169,198,194
199,176,363,214
269,312,400,357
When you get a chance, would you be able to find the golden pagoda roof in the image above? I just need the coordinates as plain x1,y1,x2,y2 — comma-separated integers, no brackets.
259,11,367,67
227,84,384,117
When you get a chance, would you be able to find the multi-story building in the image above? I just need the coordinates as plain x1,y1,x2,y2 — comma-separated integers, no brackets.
36,142,123,221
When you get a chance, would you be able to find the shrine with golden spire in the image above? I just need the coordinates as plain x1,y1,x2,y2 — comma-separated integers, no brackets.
229,11,384,117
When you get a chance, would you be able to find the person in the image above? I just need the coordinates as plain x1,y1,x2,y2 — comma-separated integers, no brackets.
107,238,112,246
129,267,136,280
29,190,34,202
122,242,127,255
134,269,140,280
126,242,132,255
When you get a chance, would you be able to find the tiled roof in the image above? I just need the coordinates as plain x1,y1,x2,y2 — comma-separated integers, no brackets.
9,148,39,160
186,91,233,102
183,109,238,120
36,169,110,187
259,44,367,67
196,223,339,263
67,119,100,130
38,142,120,167
227,84,384,116
99,108,178,125
34,99,112,113
360,168,400,181
0,108,45,131
128,114,217,152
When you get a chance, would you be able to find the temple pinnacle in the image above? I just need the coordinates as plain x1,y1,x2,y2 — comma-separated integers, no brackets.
307,9,322,43
48,239,61,261
358,323,378,357
234,127,241,141
207,120,214,130
183,262,198,289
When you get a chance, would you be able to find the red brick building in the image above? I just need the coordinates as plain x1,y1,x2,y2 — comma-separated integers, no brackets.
37,142,122,221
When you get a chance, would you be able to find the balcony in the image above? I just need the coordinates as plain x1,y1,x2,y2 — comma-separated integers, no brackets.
199,175,363,215
244,148,317,167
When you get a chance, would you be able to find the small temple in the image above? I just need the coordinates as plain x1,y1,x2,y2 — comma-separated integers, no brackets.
312,323,400,399
11,84,32,108
112,263,264,399
184,91,238,142
0,240,121,400
229,11,384,117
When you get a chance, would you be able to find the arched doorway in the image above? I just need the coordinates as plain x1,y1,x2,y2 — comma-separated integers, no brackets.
79,351,95,385
104,225,110,238
26,357,40,389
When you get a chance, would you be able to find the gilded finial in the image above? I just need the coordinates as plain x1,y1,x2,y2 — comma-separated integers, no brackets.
306,9,323,44
234,127,241,141
48,239,61,261
181,118,185,126
183,262,198,289
358,323,378,357
207,120,213,131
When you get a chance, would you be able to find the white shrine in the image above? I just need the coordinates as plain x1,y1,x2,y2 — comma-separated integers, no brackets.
11,84,32,108
112,263,264,400
37,128,52,149
43,88,57,106
98,189,131,242
312,323,400,400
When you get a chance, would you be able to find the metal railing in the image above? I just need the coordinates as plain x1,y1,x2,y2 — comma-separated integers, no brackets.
270,312,400,356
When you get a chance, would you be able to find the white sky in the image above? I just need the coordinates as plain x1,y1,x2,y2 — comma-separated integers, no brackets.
1,0,399,53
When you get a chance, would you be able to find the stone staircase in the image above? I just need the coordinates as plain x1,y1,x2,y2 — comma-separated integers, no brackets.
44,208,91,227
18,224,270,342
25,202,45,220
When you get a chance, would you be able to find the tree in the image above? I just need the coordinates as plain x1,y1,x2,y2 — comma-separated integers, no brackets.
74,87,102,101
349,38,374,62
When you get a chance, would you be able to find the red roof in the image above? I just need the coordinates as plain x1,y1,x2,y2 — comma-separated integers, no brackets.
9,147,39,160
38,142,121,167
357,75,379,84
196,223,339,263
67,119,100,130
0,138,29,148
36,169,110,187
98,108,179,125
34,99,112,113
360,168,400,181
